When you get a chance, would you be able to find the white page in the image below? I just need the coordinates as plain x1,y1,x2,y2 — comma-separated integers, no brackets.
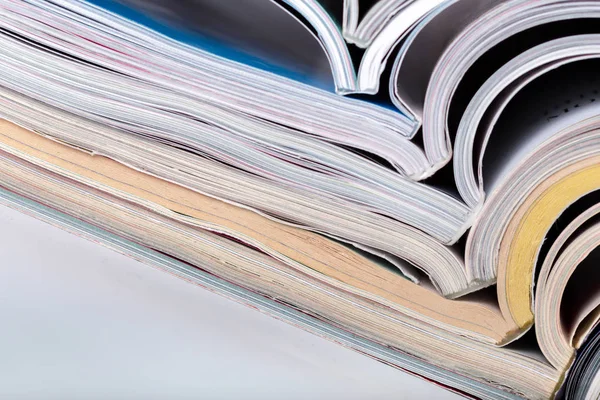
0,203,461,400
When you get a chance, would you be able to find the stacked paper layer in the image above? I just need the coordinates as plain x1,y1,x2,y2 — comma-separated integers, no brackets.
1,1,600,398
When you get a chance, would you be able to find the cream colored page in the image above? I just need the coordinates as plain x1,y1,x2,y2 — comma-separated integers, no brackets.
0,120,512,341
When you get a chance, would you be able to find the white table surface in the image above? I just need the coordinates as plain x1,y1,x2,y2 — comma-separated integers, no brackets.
0,203,461,400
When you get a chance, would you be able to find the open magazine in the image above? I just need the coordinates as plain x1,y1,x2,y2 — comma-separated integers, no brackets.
1,0,600,398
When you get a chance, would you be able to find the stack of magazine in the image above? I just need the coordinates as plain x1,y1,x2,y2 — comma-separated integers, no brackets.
2,0,600,398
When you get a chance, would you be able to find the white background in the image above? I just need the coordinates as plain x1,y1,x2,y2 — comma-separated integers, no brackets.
0,204,460,400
